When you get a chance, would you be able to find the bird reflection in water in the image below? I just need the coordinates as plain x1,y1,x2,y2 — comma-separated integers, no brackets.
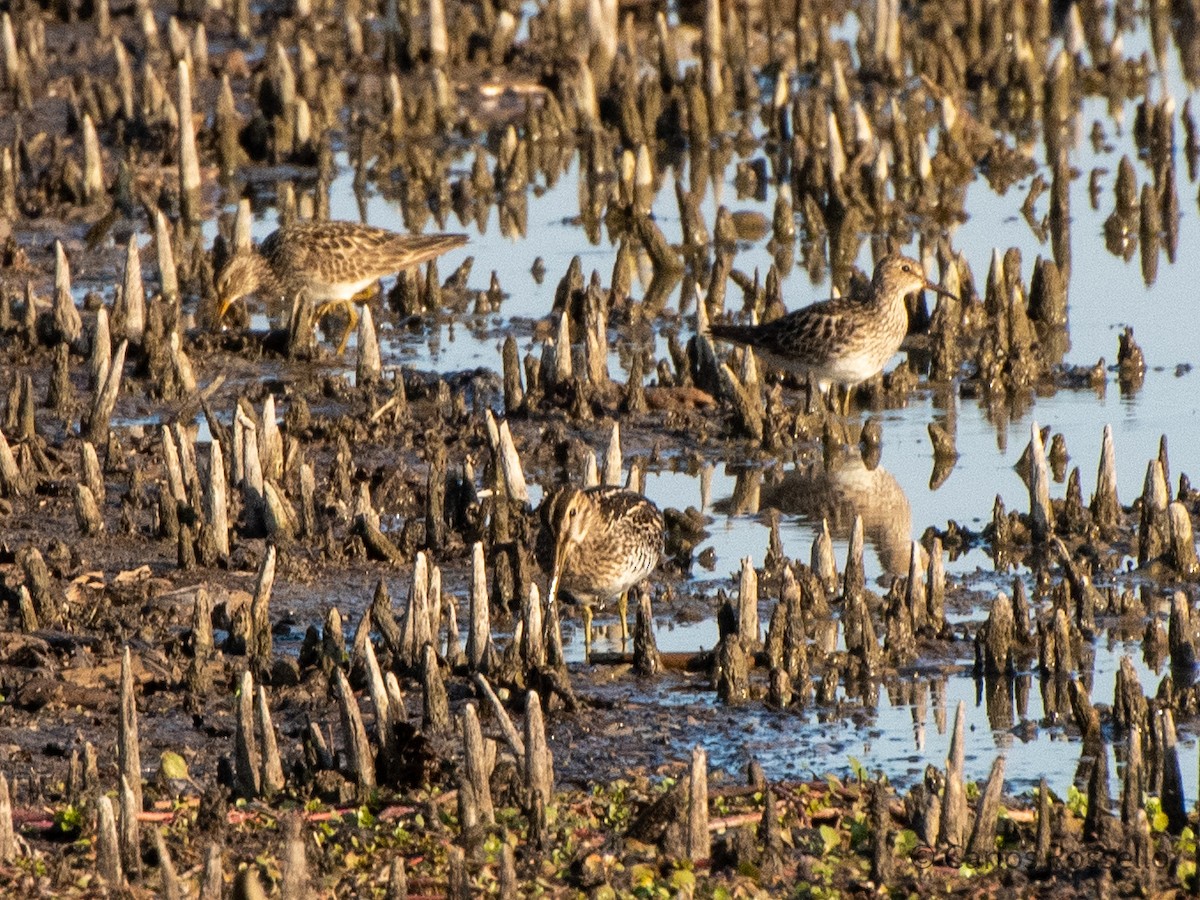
719,446,913,581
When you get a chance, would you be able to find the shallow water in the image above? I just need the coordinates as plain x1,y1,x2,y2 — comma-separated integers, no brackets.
180,9,1200,798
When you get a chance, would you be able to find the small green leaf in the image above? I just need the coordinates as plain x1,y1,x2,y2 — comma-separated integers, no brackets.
1066,784,1088,818
848,756,867,783
159,751,190,782
1178,858,1197,887
630,863,657,888
894,829,919,857
819,824,840,855
55,805,84,833
669,867,696,889
849,816,870,849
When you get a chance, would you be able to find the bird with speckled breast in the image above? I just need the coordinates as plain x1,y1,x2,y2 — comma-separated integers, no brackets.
540,485,665,650
708,254,956,413
214,220,467,352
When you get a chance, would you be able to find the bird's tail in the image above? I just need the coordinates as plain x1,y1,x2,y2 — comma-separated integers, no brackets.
395,233,469,270
707,322,760,346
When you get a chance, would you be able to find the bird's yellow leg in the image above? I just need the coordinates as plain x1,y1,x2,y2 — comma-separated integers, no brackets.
619,592,629,643
336,300,360,355
583,605,593,656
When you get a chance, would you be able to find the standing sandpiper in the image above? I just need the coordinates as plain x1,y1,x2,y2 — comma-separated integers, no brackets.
709,254,956,413
215,220,468,352
542,485,664,650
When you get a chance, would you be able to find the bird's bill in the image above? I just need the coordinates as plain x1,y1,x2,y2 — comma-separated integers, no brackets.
548,538,570,604
216,294,236,321
923,279,959,302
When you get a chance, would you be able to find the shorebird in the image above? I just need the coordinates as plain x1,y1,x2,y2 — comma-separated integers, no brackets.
542,485,664,649
214,220,468,352
708,254,956,414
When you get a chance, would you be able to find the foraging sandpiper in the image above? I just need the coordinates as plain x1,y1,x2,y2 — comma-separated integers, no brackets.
709,254,956,413
542,485,665,649
215,220,468,352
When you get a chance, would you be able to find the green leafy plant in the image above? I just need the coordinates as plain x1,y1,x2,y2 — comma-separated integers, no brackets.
848,757,868,783
819,823,841,856
1066,784,1087,819
53,804,84,838
893,829,919,857
1146,796,1169,833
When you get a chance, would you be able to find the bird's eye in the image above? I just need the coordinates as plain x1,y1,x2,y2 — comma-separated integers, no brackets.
901,264,912,273
568,508,577,518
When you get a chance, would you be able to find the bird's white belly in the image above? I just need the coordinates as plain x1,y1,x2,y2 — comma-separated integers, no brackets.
760,348,891,386
821,350,892,384
307,276,378,302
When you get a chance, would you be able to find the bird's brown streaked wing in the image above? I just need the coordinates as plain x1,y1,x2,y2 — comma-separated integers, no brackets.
711,299,863,361
263,223,467,285
383,232,470,272
590,487,664,543
631,501,666,554
588,486,648,516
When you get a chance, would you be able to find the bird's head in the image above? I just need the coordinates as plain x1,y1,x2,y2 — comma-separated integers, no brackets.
214,251,266,321
546,487,595,601
874,255,957,302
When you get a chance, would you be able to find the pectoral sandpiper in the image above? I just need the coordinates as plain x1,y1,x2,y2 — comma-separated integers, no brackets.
541,485,664,650
709,254,956,413
215,220,468,352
